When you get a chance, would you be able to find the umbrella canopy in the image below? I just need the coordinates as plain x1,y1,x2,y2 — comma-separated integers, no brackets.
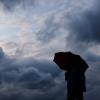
53,52,89,71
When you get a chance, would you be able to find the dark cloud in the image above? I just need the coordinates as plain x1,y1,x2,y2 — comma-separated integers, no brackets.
0,0,35,11
0,47,5,58
0,46,99,100
0,47,67,100
0,0,100,99
66,10,100,97
67,1,100,46
85,61,100,100
84,51,100,62
0,0,21,11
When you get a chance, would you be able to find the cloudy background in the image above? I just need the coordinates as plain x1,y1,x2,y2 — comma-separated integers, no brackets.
0,0,100,100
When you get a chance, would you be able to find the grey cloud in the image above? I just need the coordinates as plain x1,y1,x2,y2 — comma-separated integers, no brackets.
67,2,100,46
37,15,61,43
0,46,99,100
0,47,67,100
17,67,55,90
0,47,5,58
85,62,100,100
84,51,100,62
35,0,89,44
0,0,35,11
0,83,66,100
0,0,21,11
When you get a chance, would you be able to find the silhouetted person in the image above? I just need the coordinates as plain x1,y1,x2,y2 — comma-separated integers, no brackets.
65,68,86,100
64,52,88,100
53,52,89,100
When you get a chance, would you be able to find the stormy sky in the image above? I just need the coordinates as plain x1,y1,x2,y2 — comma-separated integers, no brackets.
0,0,100,100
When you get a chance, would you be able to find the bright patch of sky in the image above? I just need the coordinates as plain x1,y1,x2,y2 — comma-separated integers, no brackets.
0,0,98,59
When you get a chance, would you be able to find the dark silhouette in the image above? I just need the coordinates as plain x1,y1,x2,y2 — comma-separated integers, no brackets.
53,52,89,100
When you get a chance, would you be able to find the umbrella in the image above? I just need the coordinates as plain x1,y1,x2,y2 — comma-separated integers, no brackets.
53,52,89,71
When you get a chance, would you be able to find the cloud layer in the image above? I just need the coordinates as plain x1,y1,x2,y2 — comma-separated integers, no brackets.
0,0,100,100
66,0,100,52
0,47,68,100
0,0,36,11
0,46,99,100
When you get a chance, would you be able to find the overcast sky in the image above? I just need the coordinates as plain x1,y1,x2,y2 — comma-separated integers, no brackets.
0,0,100,100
